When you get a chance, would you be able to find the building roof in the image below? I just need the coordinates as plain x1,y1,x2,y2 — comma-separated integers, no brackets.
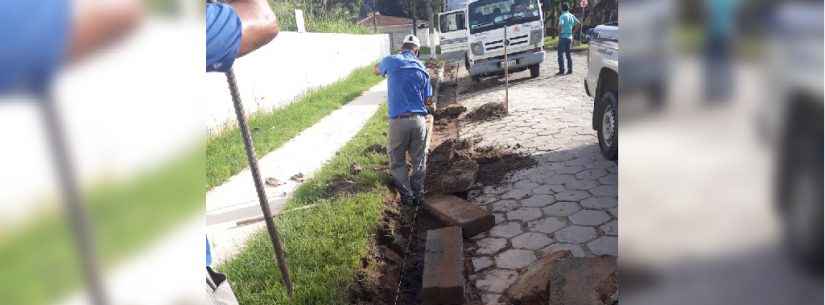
357,13,426,27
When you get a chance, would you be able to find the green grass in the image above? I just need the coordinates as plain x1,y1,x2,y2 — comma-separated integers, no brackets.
219,104,392,305
0,149,204,305
207,64,383,189
270,1,370,34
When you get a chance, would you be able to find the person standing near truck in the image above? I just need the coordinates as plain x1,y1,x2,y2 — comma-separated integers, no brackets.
374,35,433,207
557,3,579,75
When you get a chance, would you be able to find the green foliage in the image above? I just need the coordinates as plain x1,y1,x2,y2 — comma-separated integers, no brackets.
206,64,383,189
219,104,392,305
0,149,204,305
270,0,371,34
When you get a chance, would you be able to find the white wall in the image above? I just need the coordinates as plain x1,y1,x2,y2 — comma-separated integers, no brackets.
204,32,391,134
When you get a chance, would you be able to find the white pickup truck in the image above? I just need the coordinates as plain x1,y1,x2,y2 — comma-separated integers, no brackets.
758,2,823,267
438,0,546,81
584,24,619,160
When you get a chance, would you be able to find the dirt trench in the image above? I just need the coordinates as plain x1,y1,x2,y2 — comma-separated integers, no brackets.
349,61,537,305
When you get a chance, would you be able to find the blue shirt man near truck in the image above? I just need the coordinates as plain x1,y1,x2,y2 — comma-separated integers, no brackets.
374,34,433,206
557,3,579,75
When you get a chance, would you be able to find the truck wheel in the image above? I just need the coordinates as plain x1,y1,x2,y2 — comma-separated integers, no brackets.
777,103,823,269
597,90,618,160
529,64,540,78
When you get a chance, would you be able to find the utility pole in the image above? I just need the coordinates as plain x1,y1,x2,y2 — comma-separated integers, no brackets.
411,0,417,35
503,19,510,114
372,0,378,33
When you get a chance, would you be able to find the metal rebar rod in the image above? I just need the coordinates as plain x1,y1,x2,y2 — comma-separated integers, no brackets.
504,23,510,114
40,96,109,305
225,69,294,297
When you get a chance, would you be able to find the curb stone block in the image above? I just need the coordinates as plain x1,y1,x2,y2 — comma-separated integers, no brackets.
423,226,464,305
425,194,495,238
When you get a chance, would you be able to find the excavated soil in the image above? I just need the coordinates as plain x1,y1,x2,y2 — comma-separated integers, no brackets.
348,192,440,305
472,145,537,186
465,102,507,122
349,61,538,305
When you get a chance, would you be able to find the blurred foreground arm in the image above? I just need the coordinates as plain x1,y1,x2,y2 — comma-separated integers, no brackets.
0,0,142,93
206,0,278,72
69,0,144,63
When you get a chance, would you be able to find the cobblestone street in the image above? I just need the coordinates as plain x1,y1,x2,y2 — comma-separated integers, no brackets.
453,52,618,304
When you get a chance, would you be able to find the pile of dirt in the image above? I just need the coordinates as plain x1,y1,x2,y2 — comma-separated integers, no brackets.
434,104,468,120
465,102,506,122
426,139,477,194
426,138,536,194
349,193,440,305
472,145,537,186
503,254,617,305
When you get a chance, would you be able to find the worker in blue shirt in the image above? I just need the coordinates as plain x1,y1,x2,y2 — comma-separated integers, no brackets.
557,3,579,75
205,0,278,268
374,35,433,206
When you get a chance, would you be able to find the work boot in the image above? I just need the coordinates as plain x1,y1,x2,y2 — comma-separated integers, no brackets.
555,71,565,76
566,70,573,75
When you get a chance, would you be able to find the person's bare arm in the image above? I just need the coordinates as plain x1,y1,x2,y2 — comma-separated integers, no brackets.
374,63,383,76
227,0,279,57
68,0,144,63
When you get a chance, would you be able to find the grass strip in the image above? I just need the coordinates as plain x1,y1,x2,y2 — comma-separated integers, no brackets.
219,104,391,305
207,64,383,189
0,148,204,305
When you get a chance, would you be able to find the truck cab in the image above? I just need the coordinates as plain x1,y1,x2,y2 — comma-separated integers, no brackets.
439,0,546,81
585,24,619,160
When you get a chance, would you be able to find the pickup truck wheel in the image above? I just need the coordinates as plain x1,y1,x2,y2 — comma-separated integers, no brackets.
597,90,618,160
778,105,823,269
529,64,540,78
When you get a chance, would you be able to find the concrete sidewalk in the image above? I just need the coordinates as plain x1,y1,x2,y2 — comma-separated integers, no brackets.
206,81,387,264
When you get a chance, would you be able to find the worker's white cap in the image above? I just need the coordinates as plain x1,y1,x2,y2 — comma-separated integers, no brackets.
403,34,421,48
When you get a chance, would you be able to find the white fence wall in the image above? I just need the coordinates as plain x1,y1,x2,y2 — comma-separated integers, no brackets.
204,32,391,134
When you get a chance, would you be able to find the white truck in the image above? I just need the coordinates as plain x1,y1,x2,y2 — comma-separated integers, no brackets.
583,24,618,160
438,0,546,81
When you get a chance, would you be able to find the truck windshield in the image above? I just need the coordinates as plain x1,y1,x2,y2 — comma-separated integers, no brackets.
468,0,540,34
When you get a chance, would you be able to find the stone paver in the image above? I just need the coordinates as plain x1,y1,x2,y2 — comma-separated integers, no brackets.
476,238,508,255
599,220,618,236
542,201,582,217
555,190,591,201
476,269,519,293
527,217,567,234
587,236,618,256
489,222,524,238
495,249,538,269
506,207,543,222
521,194,556,208
569,210,611,226
473,256,494,272
510,232,554,250
580,196,618,209
450,54,618,305
542,243,588,258
490,199,520,212
554,225,598,243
